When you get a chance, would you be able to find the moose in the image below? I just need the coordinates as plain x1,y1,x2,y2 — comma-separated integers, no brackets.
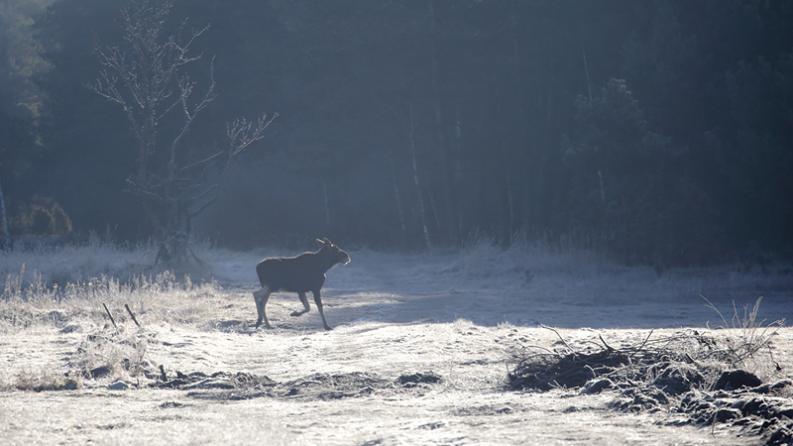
253,238,351,330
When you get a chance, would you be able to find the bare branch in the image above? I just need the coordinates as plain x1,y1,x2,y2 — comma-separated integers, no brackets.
102,303,118,330
91,0,275,244
188,195,219,218
226,112,279,156
540,324,577,355
169,57,217,181
173,23,211,60
180,150,225,172
189,183,219,204
124,178,170,203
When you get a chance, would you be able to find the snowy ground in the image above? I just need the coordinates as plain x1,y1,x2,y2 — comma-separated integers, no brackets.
1,242,792,445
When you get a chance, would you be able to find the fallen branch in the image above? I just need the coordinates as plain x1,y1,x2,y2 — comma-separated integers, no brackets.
540,324,577,355
629,329,654,359
125,303,141,328
102,303,118,330
598,334,614,351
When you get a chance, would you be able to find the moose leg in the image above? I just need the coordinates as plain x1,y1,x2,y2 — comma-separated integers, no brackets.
291,292,311,317
312,289,332,331
253,286,272,329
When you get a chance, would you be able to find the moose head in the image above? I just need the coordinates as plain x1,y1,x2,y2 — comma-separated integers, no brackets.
316,237,351,266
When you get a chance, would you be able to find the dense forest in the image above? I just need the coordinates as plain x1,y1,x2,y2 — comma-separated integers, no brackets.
1,0,792,266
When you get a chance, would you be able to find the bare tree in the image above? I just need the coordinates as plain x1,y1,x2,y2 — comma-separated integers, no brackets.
91,0,276,263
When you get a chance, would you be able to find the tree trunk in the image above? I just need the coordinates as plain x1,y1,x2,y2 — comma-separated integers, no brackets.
427,188,441,233
0,177,10,250
428,0,458,244
453,105,465,239
510,7,529,239
389,152,408,247
322,179,331,230
408,104,432,250
582,43,593,103
598,170,606,204
507,182,516,244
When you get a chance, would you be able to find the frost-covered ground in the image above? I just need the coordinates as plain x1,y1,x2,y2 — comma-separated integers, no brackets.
1,242,792,445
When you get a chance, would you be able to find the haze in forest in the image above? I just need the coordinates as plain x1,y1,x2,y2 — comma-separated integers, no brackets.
1,0,792,267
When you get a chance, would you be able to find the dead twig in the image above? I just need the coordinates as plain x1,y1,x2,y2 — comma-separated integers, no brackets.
125,303,141,328
629,329,654,359
598,334,614,351
518,344,562,358
540,324,577,355
102,303,117,330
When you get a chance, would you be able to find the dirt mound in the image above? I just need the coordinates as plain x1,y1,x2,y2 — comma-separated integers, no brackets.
153,370,275,391
397,372,442,387
675,387,793,445
151,369,443,401
508,349,630,391
712,369,763,391
652,362,706,395
280,372,390,400
508,328,788,445
451,404,515,416
61,325,444,401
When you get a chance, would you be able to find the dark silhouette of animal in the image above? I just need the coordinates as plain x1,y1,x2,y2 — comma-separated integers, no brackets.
253,238,350,330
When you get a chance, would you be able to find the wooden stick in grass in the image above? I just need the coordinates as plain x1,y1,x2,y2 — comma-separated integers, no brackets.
102,303,117,330
125,303,141,327
540,324,577,355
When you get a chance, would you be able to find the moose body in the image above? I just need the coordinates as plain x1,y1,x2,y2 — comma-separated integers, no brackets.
253,238,350,330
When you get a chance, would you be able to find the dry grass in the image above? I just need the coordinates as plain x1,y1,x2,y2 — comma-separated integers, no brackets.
0,270,230,333
510,294,787,393
2,364,82,392
700,295,785,372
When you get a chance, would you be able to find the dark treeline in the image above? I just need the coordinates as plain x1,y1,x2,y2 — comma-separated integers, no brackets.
1,0,792,265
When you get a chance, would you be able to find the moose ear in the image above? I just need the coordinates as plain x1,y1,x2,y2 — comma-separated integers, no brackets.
315,238,327,245
322,237,332,244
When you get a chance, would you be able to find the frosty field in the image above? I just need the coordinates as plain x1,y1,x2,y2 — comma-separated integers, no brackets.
1,243,792,445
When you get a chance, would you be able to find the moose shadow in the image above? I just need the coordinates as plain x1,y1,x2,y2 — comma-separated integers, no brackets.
207,287,793,332
286,284,793,330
